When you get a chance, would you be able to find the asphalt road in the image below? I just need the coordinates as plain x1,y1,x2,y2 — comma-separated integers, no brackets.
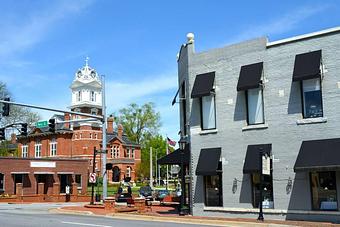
0,203,221,227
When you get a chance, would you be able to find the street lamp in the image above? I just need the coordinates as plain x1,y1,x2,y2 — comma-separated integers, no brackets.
178,137,186,215
258,147,264,221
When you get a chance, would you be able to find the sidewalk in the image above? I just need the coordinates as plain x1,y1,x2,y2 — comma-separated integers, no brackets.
52,204,340,227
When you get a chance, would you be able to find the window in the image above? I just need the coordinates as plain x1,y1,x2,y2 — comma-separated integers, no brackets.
302,78,323,118
310,171,337,210
0,173,4,192
94,134,97,139
204,175,222,206
111,146,119,158
75,175,82,188
126,167,131,178
22,144,28,158
35,140,42,158
90,133,92,139
79,133,82,139
126,148,131,158
50,138,57,156
131,148,135,158
90,91,96,102
77,90,81,102
246,88,264,125
251,173,274,208
200,95,216,130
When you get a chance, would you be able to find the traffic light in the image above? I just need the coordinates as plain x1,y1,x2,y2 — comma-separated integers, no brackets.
48,118,56,132
20,123,28,136
0,128,5,140
106,163,113,170
2,97,10,116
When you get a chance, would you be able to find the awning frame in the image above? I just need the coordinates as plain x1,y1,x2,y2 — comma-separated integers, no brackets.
195,147,222,176
237,62,264,91
292,50,322,82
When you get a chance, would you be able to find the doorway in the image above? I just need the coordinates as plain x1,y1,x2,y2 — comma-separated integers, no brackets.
59,174,72,194
112,166,120,182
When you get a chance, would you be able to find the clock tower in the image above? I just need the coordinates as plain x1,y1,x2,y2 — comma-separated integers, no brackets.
70,57,102,117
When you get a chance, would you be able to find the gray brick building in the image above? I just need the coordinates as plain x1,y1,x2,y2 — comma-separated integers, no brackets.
174,27,340,222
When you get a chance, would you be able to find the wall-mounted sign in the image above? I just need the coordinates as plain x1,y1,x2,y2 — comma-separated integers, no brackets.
262,156,271,175
30,161,56,168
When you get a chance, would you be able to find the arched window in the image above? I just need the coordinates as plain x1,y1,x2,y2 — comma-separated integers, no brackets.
90,91,96,102
76,90,82,102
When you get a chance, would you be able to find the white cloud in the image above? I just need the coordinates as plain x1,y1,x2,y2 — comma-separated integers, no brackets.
105,73,177,112
0,0,94,60
228,5,330,44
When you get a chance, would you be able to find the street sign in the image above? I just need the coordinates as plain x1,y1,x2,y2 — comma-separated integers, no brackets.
89,173,97,183
35,120,48,128
262,155,271,175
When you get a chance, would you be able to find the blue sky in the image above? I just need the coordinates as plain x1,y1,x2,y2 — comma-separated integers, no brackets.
0,0,339,142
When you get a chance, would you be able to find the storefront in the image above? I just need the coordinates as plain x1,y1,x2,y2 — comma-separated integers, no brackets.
0,157,89,196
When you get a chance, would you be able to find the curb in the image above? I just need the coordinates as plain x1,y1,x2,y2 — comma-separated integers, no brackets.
50,208,294,227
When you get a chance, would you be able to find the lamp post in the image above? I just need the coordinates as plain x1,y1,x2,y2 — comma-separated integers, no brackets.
257,147,264,221
178,137,186,215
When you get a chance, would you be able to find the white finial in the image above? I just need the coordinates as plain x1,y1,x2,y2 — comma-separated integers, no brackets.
187,33,194,44
85,57,89,67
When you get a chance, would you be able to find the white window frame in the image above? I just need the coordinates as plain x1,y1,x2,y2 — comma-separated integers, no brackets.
50,138,57,157
126,167,131,178
35,140,42,158
22,144,28,158
200,95,216,130
131,148,135,159
246,87,265,125
127,148,131,158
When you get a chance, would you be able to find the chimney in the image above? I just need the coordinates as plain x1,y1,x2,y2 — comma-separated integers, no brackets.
11,133,16,144
107,116,114,134
64,113,70,129
117,124,123,139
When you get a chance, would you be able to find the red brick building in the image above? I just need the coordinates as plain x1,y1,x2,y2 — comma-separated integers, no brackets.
0,157,88,196
16,60,141,184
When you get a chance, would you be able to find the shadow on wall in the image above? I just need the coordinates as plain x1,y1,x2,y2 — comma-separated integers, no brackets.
239,174,253,204
287,82,302,115
190,99,201,128
286,172,310,220
194,176,204,204
234,92,246,121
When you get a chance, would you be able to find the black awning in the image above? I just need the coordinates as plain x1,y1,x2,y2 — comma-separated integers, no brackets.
191,72,215,98
294,138,340,171
237,62,263,91
196,148,221,175
292,50,321,81
157,146,190,165
171,87,180,106
243,144,272,174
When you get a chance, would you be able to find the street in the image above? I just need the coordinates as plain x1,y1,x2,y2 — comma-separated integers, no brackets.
0,203,223,227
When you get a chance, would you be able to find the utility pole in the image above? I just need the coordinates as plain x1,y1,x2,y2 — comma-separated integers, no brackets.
150,147,153,188
101,75,107,200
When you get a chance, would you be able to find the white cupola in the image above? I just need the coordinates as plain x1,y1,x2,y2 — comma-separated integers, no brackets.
69,57,102,113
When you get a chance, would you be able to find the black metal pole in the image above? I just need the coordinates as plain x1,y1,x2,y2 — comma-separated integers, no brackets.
257,149,264,221
90,147,97,205
180,147,186,215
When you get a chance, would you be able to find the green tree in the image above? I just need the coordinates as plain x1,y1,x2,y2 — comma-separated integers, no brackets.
115,102,161,144
137,135,174,179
